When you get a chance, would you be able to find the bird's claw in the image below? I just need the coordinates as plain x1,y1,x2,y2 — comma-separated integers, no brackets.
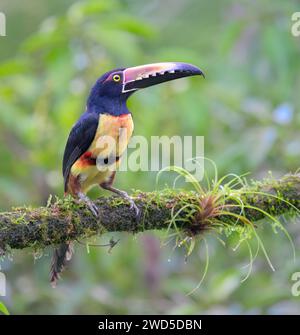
77,192,99,218
117,190,140,220
87,201,99,218
128,198,140,221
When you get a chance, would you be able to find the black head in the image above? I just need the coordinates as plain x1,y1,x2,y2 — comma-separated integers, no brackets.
87,62,205,116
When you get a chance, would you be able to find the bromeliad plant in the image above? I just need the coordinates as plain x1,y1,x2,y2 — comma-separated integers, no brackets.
156,160,298,291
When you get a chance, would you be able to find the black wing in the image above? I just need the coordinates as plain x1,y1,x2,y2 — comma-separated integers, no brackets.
62,112,99,191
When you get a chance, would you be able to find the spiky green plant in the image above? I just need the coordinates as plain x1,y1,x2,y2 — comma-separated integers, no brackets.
156,159,298,291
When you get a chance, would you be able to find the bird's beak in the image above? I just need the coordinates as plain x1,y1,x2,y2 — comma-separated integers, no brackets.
122,62,204,93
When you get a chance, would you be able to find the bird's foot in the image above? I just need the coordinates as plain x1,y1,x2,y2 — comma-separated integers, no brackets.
100,183,140,221
77,192,99,217
86,201,99,218
128,197,140,219
120,191,140,220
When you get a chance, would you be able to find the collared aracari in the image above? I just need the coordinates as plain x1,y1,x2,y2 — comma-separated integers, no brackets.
50,62,204,286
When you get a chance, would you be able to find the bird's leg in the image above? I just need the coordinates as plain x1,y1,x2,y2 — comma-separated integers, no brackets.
100,172,140,219
101,183,140,218
67,174,99,217
77,191,99,217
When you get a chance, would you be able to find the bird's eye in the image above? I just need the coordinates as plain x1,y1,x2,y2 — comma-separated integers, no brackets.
113,74,121,82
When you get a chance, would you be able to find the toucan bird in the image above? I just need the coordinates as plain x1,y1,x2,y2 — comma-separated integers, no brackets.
50,62,204,286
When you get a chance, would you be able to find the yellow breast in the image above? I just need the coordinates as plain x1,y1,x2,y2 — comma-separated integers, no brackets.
70,113,134,192
89,113,134,158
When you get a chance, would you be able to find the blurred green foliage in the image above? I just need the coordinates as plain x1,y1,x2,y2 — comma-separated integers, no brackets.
0,0,300,314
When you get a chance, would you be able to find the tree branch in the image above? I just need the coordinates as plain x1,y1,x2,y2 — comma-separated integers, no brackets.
0,174,299,252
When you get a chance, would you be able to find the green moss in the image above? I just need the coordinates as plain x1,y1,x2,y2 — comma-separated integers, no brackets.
0,171,299,277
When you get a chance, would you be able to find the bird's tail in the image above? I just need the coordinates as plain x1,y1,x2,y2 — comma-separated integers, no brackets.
50,242,74,287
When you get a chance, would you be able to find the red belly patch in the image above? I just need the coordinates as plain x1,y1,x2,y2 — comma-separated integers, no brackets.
79,151,96,166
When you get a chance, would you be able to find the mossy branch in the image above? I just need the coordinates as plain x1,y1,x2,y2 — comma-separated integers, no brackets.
0,174,299,252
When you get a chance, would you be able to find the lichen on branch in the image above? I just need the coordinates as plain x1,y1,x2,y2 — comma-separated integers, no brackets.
0,173,299,252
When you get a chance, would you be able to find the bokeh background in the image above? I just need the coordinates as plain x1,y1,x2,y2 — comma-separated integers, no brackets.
0,0,300,314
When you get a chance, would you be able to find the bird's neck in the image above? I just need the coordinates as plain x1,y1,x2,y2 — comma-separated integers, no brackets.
87,95,130,116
